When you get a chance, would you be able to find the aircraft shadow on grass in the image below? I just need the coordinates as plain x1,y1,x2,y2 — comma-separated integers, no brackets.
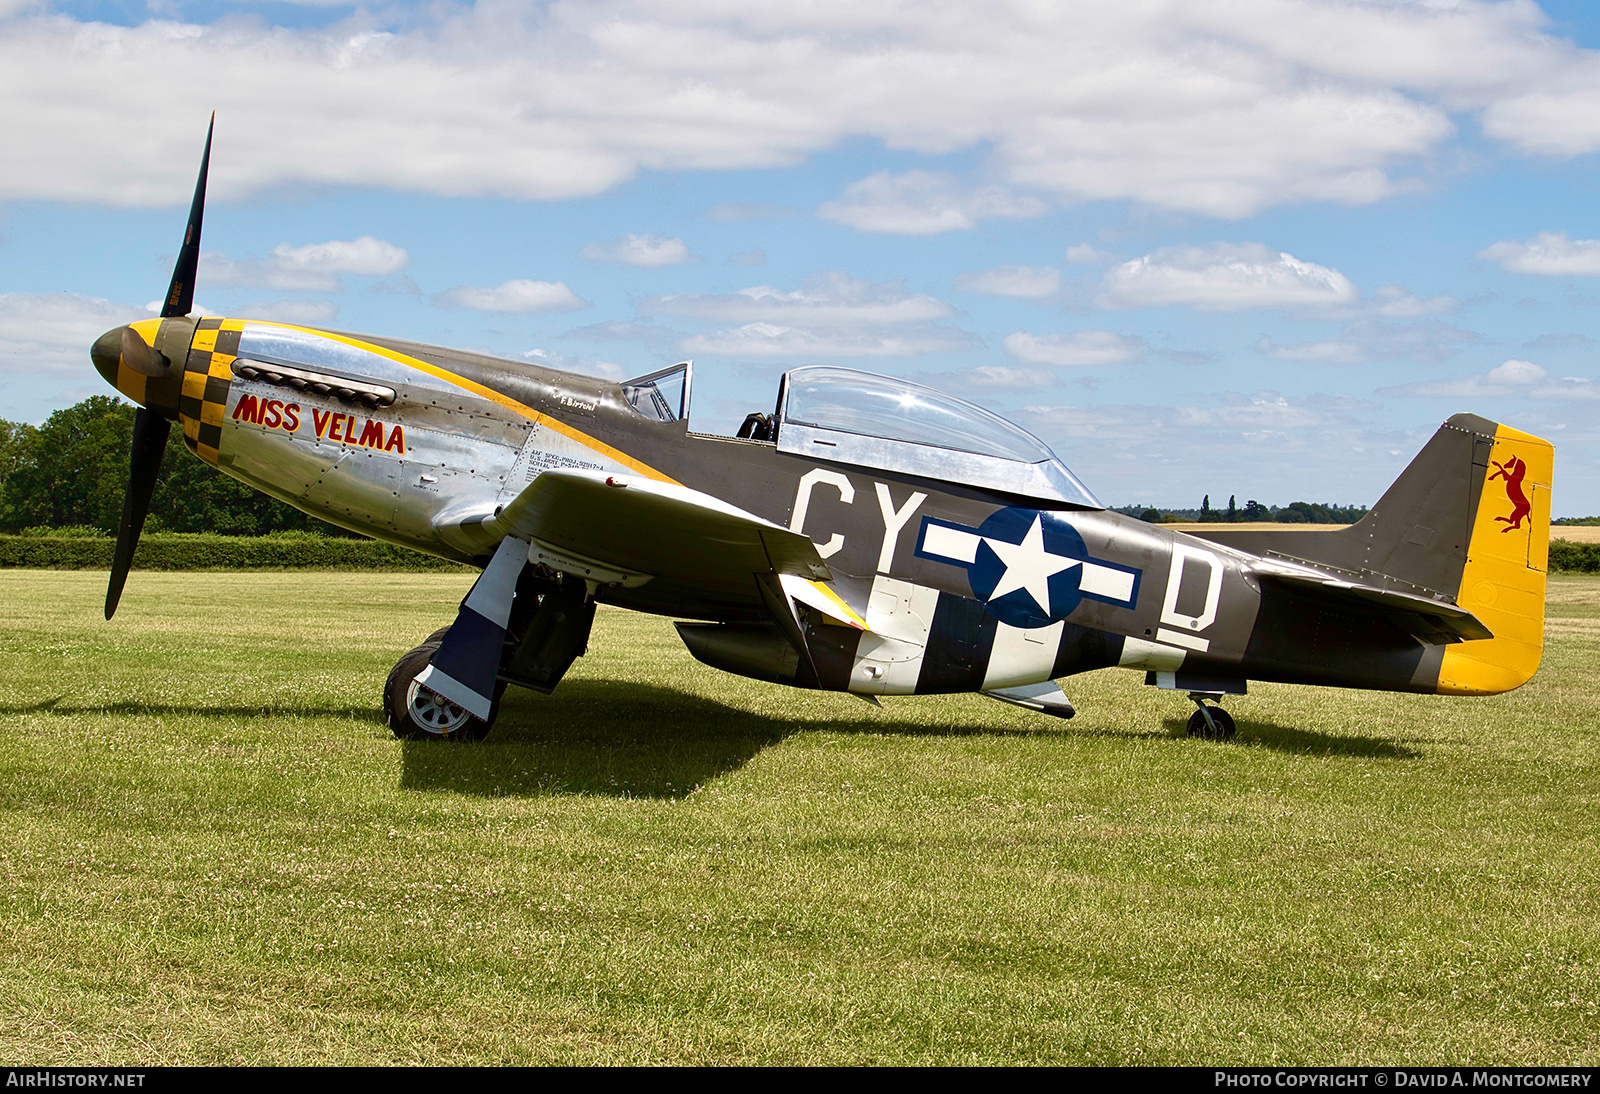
399,680,1422,801
0,695,388,725
1158,716,1421,760
399,678,1065,801
2,687,1420,802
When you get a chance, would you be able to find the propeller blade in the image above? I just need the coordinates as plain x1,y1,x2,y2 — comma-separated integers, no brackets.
118,325,171,377
105,407,171,620
161,113,214,320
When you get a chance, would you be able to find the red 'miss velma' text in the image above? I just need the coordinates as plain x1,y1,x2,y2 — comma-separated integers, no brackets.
231,394,406,455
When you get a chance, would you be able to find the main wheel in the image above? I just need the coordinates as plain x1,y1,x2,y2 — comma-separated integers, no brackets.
385,643,495,741
1185,706,1236,740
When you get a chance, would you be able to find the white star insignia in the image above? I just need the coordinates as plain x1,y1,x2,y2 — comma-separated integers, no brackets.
983,515,1078,614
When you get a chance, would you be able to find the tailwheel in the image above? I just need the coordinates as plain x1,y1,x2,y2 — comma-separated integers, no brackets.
1185,701,1235,740
384,642,495,741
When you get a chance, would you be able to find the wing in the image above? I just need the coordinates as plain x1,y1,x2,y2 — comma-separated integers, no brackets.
416,469,853,718
489,467,833,589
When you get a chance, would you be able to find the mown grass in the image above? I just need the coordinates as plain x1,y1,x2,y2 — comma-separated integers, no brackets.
0,570,1595,1065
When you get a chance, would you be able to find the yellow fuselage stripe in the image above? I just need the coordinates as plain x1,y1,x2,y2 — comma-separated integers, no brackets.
217,320,679,485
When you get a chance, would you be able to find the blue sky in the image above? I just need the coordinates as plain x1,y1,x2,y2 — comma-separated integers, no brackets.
3,0,1599,515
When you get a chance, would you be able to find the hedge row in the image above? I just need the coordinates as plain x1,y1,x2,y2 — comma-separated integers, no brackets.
3,533,1597,575
1549,539,1600,574
0,534,470,571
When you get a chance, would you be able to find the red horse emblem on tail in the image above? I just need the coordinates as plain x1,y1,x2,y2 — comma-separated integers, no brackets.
1490,455,1531,532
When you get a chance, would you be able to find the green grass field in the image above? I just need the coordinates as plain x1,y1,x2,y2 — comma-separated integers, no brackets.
0,571,1596,1065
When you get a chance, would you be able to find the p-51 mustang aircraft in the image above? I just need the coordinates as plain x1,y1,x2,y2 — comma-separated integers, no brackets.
91,123,1554,740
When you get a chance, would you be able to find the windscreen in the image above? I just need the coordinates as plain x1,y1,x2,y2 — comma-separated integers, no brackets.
621,363,689,423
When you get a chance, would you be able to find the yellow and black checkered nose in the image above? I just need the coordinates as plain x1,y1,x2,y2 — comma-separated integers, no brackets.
90,318,186,422
90,315,235,465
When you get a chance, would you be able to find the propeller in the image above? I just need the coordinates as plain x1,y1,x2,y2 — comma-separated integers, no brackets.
104,114,213,620
105,409,171,619
119,326,170,377
161,114,212,321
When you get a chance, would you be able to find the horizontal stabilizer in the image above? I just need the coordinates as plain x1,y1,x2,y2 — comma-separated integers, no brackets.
1250,559,1492,644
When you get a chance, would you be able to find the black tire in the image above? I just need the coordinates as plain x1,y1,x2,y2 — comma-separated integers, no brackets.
384,643,495,741
1185,706,1236,740
423,626,452,646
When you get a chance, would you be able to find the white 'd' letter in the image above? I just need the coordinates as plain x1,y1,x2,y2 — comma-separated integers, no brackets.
874,482,927,574
791,468,855,559
1160,543,1224,633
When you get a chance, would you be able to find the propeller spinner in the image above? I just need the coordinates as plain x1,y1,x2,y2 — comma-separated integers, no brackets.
90,115,214,619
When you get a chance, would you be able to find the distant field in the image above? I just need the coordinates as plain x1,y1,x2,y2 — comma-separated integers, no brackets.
1166,521,1600,543
0,571,1595,1065
1163,522,1350,532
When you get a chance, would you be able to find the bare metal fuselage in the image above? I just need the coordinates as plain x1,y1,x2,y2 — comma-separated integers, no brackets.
101,315,1550,706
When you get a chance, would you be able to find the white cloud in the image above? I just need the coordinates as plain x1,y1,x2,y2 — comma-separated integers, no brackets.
580,234,695,268
430,279,589,313
522,348,625,382
1483,77,1600,158
1176,392,1326,431
643,273,951,328
202,236,409,292
654,272,967,358
1380,358,1600,400
705,203,797,222
1099,243,1356,311
1526,333,1593,349
9,4,1600,216
1369,284,1457,317
1022,389,1360,445
1256,319,1476,366
961,365,1058,389
1253,338,1367,365
564,319,678,344
954,266,1060,299
1016,391,1418,510
0,292,148,374
240,299,339,325
1479,232,1600,276
680,323,967,358
817,171,1046,234
1488,359,1548,385
1003,330,1146,367
1065,244,1116,265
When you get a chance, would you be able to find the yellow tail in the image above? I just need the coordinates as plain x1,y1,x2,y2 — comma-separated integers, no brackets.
1437,423,1553,695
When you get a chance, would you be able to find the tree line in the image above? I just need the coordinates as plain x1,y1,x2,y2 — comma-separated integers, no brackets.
1117,494,1372,525
11,397,1565,536
0,397,352,536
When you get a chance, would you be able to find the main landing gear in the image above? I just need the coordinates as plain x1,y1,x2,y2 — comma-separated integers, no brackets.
384,633,497,742
1185,693,1236,740
385,569,597,742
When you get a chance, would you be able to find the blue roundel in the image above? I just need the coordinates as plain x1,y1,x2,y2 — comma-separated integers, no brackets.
968,507,1091,629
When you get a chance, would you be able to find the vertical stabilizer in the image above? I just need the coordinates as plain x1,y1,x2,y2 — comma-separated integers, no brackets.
1436,418,1552,695
1190,412,1553,696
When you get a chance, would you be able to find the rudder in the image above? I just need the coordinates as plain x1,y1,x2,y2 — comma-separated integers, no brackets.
1436,418,1552,695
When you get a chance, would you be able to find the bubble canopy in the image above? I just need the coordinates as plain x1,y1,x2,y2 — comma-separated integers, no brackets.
775,367,1101,509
